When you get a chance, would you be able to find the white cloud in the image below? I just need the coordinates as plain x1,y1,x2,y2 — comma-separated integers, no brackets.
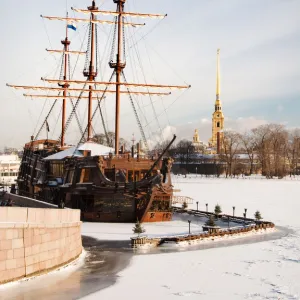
173,117,268,144
147,125,177,149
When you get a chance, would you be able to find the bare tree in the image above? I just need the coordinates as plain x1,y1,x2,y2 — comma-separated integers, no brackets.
252,124,288,178
240,131,256,175
153,139,176,157
174,140,195,176
252,125,272,177
93,132,129,150
93,133,107,145
286,129,300,176
220,131,241,177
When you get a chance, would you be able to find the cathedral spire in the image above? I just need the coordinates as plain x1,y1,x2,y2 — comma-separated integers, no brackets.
210,48,224,151
216,48,221,105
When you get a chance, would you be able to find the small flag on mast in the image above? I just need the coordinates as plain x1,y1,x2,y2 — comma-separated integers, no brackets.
46,120,50,132
67,21,77,31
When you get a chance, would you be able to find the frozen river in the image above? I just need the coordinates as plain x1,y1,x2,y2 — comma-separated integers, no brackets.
1,176,299,299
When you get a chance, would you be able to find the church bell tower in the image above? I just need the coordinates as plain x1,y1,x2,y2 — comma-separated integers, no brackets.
210,49,224,148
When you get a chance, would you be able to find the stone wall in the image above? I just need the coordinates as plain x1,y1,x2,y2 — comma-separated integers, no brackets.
0,207,82,284
4,193,58,208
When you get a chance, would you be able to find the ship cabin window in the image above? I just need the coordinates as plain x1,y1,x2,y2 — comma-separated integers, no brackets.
217,122,220,128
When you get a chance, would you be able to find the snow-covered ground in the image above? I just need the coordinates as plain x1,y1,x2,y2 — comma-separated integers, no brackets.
81,213,234,241
82,175,300,300
82,217,205,241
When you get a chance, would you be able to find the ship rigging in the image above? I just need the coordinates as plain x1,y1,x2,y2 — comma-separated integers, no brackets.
7,0,191,223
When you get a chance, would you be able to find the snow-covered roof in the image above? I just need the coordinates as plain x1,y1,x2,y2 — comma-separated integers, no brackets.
43,146,82,161
77,142,114,156
43,142,114,161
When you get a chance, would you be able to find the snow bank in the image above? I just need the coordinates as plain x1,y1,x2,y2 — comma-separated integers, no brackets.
81,176,300,300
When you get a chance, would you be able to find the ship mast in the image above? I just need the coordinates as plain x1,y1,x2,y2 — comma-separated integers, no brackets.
60,14,70,147
83,1,98,141
8,1,191,149
114,0,125,155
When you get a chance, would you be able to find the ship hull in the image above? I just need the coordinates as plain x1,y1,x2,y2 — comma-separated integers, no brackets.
16,142,174,223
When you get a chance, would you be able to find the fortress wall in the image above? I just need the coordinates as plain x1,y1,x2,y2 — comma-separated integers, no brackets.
0,207,82,284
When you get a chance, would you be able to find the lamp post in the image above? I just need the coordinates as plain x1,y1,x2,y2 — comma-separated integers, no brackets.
243,212,246,227
206,203,208,212
196,201,199,211
244,208,247,218
188,220,191,235
232,206,235,217
227,216,230,229
196,167,198,177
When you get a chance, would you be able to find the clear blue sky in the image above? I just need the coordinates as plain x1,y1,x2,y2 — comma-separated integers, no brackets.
1,0,299,149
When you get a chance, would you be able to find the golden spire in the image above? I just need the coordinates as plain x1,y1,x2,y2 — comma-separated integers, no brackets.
216,48,220,105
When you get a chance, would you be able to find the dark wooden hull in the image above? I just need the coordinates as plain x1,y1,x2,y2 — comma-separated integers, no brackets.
17,143,174,223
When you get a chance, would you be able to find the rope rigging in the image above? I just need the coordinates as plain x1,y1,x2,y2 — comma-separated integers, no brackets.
68,54,85,136
94,79,111,147
122,16,126,63
59,52,65,81
33,51,64,140
68,94,85,136
125,29,153,142
128,21,164,143
33,2,190,153
84,19,92,74
95,19,99,74
34,97,59,141
58,83,88,143
98,98,110,146
50,104,62,140
79,71,115,144
121,71,149,152
109,16,118,63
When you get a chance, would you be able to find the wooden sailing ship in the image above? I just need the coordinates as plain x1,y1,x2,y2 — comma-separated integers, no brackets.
7,0,190,222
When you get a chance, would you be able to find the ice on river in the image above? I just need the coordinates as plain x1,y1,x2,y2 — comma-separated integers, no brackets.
82,175,300,300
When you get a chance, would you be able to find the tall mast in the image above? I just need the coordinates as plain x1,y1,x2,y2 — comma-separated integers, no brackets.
113,0,126,155
60,13,70,147
215,48,221,109
8,5,191,149
84,1,98,141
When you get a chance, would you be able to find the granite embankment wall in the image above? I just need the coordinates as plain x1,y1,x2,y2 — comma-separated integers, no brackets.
0,207,82,284
4,193,58,208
